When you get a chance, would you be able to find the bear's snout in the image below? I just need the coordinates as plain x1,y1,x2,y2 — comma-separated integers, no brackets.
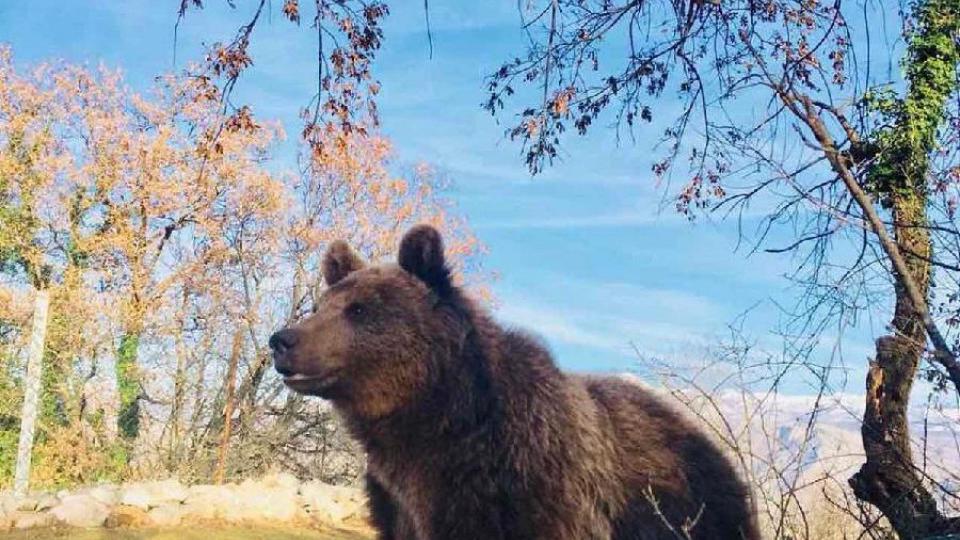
270,326,344,398
269,328,300,376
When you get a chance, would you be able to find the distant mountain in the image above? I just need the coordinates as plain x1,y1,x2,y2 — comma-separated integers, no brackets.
618,374,960,517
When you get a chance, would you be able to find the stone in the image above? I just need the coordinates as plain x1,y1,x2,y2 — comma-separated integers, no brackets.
50,494,110,528
81,484,119,507
181,484,234,521
35,493,60,512
299,481,366,524
148,503,183,527
143,478,189,506
119,479,188,510
233,477,302,522
0,491,17,516
260,471,300,491
0,477,364,531
13,510,56,530
248,491,300,522
15,495,39,512
104,505,151,528
118,483,152,510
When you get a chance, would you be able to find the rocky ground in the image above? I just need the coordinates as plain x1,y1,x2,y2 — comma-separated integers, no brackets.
0,473,372,536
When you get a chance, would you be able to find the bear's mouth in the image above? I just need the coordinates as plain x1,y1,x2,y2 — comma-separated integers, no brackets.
282,370,340,396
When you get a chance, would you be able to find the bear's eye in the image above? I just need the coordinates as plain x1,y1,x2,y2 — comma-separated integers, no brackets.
345,302,366,320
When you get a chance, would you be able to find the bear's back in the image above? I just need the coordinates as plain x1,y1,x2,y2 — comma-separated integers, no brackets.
580,376,758,539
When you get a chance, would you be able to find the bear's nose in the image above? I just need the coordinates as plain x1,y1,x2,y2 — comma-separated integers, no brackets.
274,355,295,377
269,328,299,354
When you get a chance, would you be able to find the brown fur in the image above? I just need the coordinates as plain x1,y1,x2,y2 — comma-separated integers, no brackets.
270,225,759,540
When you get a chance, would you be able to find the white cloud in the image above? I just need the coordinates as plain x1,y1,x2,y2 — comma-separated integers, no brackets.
492,281,723,363
495,301,631,353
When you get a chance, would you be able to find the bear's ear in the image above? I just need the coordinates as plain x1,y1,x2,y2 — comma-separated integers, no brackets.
398,225,453,296
322,240,365,286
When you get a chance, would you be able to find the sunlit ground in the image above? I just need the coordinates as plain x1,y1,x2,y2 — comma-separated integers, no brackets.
0,525,373,540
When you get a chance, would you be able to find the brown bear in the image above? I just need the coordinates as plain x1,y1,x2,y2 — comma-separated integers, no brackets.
270,225,759,540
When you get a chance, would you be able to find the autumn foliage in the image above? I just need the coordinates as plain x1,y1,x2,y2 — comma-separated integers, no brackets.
0,46,482,487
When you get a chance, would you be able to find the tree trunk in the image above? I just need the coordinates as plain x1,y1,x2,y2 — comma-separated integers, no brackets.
844,2,960,536
116,331,141,440
849,193,958,537
213,329,243,484
789,106,950,537
165,330,187,468
13,289,50,497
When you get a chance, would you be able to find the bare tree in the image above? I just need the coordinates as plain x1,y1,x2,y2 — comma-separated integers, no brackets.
486,1,960,536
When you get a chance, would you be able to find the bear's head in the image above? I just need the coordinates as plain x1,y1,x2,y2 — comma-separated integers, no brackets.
269,225,464,418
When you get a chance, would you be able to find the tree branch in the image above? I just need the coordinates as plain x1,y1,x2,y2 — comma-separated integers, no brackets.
796,94,960,395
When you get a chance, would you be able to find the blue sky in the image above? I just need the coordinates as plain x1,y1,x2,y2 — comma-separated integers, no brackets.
0,2,884,394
